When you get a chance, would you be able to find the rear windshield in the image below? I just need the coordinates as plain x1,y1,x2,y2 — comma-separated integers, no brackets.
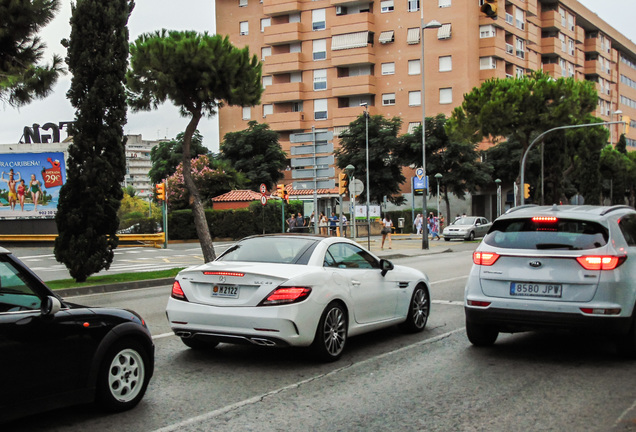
216,237,319,264
483,218,608,250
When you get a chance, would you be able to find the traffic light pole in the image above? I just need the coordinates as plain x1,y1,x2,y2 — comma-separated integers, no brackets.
519,121,626,206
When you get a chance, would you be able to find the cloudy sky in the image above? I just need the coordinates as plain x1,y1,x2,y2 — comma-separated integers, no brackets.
1,0,635,151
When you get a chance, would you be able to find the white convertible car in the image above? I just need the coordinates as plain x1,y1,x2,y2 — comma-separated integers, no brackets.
166,234,431,361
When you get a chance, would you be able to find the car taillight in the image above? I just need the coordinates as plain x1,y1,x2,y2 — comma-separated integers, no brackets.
259,287,311,306
575,255,626,270
473,251,500,266
171,280,188,301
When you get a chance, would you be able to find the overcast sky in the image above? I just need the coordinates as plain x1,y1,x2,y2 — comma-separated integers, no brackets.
0,0,635,151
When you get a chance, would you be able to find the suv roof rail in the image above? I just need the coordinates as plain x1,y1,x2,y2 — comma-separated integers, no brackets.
504,204,539,214
600,205,635,216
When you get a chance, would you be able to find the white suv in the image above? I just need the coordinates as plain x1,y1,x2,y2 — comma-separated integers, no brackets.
464,204,636,356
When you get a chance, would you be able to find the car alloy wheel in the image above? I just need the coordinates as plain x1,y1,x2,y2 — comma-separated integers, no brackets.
312,302,347,362
399,284,429,333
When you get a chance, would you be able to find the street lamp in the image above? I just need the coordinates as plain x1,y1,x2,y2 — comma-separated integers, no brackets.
361,102,371,250
420,17,442,249
345,164,355,238
435,173,442,223
611,109,623,145
495,178,501,218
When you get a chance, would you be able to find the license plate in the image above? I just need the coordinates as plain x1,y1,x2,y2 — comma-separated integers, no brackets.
212,284,239,298
510,282,562,298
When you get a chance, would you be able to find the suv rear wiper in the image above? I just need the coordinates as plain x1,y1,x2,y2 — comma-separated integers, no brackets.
535,243,580,250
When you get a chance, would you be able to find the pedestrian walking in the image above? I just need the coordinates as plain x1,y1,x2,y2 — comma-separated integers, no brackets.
287,214,296,232
319,212,328,235
381,215,393,249
295,212,305,233
329,212,338,236
414,214,423,234
341,214,348,237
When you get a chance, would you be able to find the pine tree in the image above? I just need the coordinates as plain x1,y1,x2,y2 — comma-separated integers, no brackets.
54,0,134,282
0,0,64,106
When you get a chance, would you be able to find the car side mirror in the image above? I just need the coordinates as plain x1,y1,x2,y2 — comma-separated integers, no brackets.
41,296,62,317
380,259,394,277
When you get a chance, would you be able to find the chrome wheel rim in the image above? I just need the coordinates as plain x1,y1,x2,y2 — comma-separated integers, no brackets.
411,288,429,329
323,307,346,357
108,348,145,403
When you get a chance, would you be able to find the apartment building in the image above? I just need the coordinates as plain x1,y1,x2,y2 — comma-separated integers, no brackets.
123,134,168,198
216,0,636,204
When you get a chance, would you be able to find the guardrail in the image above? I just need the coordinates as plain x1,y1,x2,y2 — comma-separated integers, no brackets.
0,233,166,248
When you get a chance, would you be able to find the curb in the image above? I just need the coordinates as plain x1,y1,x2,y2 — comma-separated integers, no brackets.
55,277,175,298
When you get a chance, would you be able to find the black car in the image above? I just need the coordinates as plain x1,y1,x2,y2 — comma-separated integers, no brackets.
0,247,154,423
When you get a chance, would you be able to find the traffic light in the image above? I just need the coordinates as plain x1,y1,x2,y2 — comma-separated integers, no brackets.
523,183,530,199
480,0,498,19
338,173,348,195
155,183,165,200
284,190,289,204
624,116,631,134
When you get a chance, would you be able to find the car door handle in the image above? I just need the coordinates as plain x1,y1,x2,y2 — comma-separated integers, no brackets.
351,280,361,286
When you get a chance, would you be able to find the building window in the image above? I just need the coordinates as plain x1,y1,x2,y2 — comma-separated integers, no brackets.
291,71,302,82
313,39,326,60
239,0,247,7
409,91,421,106
313,69,327,90
480,25,496,38
312,9,326,31
516,67,524,78
515,8,525,30
516,38,525,59
479,56,496,70
407,27,420,44
290,42,301,53
438,24,451,40
408,59,420,75
381,0,394,13
262,75,272,88
239,21,249,36
407,122,421,134
314,99,328,120
382,93,396,106
407,0,419,12
438,0,451,7
292,101,303,112
381,62,395,75
331,31,372,50
439,55,452,72
263,104,273,117
439,87,452,104
242,106,251,120
379,31,395,44
261,18,271,32
261,46,271,60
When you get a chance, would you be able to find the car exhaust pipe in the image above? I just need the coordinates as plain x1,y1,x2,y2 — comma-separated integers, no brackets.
175,331,192,338
250,338,276,347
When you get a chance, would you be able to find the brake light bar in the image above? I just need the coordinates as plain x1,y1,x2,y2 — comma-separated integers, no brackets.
203,271,245,277
532,216,558,222
473,251,500,266
576,255,626,271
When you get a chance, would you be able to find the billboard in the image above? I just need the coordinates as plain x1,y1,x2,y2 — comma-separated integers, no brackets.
0,152,66,219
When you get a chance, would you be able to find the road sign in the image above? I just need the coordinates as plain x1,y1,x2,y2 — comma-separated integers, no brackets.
292,167,335,179
350,179,364,196
291,143,334,155
290,155,334,167
260,195,267,206
416,167,424,180
293,179,335,190
259,183,267,194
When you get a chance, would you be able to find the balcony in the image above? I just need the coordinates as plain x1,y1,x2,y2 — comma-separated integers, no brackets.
264,111,306,131
263,52,303,75
262,0,301,16
263,22,302,46
330,46,375,67
262,82,304,104
479,68,506,82
541,62,561,78
479,35,507,59
540,37,561,56
331,75,376,97
540,10,561,31
584,37,603,54
583,60,610,79
331,12,374,36
332,106,370,126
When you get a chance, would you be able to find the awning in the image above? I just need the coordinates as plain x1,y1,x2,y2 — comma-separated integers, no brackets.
332,31,369,50
438,24,452,39
407,28,420,44
379,30,395,44
407,122,421,134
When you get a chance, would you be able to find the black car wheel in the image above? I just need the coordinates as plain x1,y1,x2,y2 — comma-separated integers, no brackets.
96,339,151,412
616,313,636,358
181,337,220,350
399,284,430,333
466,321,498,346
468,231,475,241
312,302,347,362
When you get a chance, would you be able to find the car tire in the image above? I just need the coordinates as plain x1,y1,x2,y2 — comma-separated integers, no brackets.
468,231,475,241
181,337,220,350
444,237,450,241
96,338,151,412
399,284,430,333
311,302,348,362
466,321,498,347
616,314,636,358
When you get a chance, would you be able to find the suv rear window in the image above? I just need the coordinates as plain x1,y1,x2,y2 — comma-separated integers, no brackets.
483,218,608,250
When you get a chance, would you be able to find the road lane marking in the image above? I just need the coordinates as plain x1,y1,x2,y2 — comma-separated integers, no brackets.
153,332,175,340
432,300,463,306
150,327,465,432
431,275,468,285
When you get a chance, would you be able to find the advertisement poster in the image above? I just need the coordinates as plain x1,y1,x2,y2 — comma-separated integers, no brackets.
0,152,66,219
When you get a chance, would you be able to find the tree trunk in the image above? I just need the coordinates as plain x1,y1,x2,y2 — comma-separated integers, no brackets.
182,110,216,262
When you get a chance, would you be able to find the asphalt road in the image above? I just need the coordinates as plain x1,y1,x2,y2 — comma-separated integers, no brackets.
7,246,636,431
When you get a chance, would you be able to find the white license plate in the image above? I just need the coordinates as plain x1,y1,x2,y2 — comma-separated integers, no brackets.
212,284,239,298
510,282,562,298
